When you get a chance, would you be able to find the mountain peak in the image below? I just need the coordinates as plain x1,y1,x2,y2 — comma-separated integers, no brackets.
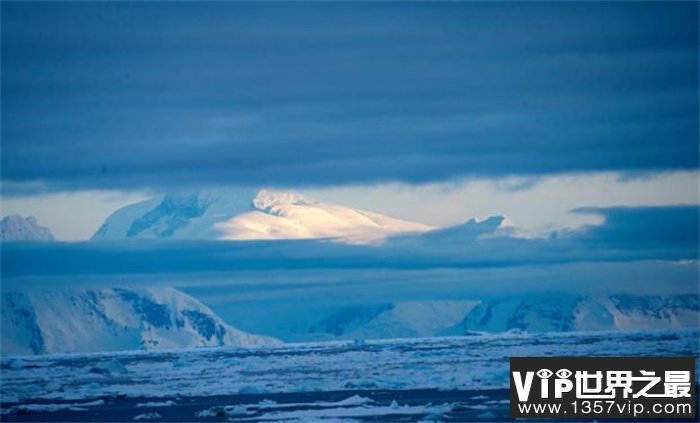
93,188,433,244
0,215,54,242
252,189,316,213
219,189,434,244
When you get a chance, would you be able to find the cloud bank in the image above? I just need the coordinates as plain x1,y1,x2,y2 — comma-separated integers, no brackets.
2,2,698,193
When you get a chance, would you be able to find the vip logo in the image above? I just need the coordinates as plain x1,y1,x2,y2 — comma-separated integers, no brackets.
513,367,692,402
510,357,696,419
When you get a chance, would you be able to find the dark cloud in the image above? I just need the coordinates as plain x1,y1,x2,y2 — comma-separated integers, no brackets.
570,206,699,254
1,2,698,192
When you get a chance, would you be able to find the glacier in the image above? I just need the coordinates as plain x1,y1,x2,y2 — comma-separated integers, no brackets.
1,287,278,355
92,188,433,244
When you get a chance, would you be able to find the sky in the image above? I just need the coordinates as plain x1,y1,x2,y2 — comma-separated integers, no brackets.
1,1,699,240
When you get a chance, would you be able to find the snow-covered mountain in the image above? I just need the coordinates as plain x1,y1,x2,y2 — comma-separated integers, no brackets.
447,295,699,334
274,295,698,341
354,301,479,338
93,189,433,244
2,290,696,354
1,287,279,355
0,215,54,242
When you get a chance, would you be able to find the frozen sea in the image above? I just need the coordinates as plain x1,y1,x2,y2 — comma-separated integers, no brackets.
1,329,698,422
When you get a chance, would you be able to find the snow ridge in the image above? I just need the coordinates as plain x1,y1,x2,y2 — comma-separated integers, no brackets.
1,287,279,355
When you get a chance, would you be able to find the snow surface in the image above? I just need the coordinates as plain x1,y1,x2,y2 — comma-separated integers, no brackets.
3,399,104,414
2,329,696,403
216,189,433,244
189,394,380,420
0,215,54,242
91,188,433,244
298,301,481,341
133,412,163,420
347,301,480,339
1,287,278,355
136,400,176,408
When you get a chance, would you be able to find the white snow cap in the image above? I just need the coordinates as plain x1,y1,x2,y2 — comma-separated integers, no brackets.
93,188,434,244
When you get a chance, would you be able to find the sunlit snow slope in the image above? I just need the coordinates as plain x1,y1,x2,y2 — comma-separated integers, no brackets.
92,189,433,244
1,287,279,355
